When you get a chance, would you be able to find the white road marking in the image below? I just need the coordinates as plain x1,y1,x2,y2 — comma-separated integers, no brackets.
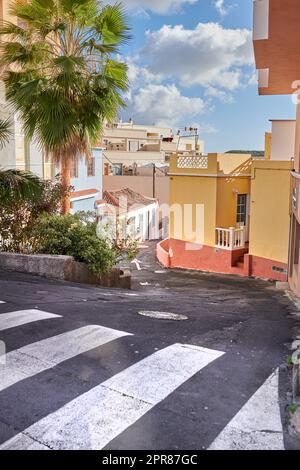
131,259,142,270
0,309,61,332
0,301,6,304
0,344,224,450
208,369,284,450
0,325,131,393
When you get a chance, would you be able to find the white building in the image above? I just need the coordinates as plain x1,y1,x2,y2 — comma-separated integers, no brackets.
97,187,159,241
102,120,204,176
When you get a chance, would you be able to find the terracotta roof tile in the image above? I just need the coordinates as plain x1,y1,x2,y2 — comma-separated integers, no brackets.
71,189,99,200
102,188,157,210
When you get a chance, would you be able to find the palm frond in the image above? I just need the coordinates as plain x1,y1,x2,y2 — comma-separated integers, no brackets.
0,119,13,149
0,168,44,203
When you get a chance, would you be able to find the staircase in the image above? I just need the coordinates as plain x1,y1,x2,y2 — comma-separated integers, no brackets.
231,246,249,276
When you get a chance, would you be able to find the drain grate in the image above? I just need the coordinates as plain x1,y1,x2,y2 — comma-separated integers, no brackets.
138,311,188,321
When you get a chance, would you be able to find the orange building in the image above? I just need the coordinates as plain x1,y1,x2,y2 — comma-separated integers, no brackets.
253,0,300,296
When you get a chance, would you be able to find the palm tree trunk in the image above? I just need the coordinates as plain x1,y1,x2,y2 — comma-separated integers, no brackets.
61,156,71,214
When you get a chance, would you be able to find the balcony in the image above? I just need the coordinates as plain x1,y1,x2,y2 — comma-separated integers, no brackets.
216,227,246,251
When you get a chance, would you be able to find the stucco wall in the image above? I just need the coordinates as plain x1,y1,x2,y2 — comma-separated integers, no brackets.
103,175,169,206
249,160,292,264
69,148,102,213
216,177,251,229
71,149,102,193
270,120,296,161
169,175,217,246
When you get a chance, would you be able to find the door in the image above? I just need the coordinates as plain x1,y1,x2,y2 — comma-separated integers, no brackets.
236,194,250,242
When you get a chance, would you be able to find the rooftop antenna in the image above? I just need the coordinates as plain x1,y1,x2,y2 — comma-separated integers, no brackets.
176,126,199,153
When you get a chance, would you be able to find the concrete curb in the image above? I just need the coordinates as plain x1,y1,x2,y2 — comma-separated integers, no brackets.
0,252,131,290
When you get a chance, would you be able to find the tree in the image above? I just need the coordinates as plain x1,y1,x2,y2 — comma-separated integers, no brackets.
0,0,130,213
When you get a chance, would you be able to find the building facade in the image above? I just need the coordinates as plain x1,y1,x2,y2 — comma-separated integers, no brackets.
101,120,204,176
97,187,159,242
69,148,103,214
253,0,300,295
157,147,291,281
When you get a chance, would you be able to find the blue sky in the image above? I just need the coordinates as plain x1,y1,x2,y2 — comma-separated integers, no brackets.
115,0,295,153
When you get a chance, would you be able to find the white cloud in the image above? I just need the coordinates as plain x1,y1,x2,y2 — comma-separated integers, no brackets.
142,23,254,90
204,86,234,103
214,0,227,16
127,83,205,127
105,0,197,15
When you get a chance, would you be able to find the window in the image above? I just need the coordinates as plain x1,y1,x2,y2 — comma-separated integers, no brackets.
70,159,78,178
237,194,247,225
113,164,123,176
87,157,95,177
129,140,139,152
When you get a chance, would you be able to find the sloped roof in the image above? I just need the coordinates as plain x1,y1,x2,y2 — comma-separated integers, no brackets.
70,189,99,200
102,188,157,211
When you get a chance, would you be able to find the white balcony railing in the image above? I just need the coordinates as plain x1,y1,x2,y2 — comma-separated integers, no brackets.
216,226,246,251
177,155,208,169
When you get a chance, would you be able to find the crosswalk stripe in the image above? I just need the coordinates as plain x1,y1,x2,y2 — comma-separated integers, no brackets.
0,325,131,393
0,309,61,332
208,369,284,450
0,344,224,450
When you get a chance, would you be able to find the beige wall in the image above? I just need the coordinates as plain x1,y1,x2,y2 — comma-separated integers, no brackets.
216,177,250,229
270,120,296,161
103,150,166,167
103,175,169,206
169,174,217,246
249,160,292,263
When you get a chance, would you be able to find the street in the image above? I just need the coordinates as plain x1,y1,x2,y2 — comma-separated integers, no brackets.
0,244,298,450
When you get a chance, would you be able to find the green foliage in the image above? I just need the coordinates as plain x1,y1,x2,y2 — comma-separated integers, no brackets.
0,119,12,149
0,0,131,164
288,403,299,415
0,176,69,253
96,216,138,263
0,168,134,274
0,168,44,204
32,212,117,275
287,355,295,368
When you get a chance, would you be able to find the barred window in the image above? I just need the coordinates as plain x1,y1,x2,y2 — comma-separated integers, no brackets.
70,159,78,178
87,157,95,177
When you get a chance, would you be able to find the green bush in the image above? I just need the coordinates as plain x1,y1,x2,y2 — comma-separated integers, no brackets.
32,213,117,276
0,176,70,253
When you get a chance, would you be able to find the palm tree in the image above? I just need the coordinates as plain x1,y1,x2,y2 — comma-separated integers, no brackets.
0,0,130,213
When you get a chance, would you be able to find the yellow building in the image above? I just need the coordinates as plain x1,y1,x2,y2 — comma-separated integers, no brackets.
157,150,292,281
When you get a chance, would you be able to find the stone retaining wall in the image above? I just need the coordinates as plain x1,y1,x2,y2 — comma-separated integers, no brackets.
0,252,131,289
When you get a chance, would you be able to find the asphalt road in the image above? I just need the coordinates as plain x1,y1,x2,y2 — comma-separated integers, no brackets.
0,244,298,450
